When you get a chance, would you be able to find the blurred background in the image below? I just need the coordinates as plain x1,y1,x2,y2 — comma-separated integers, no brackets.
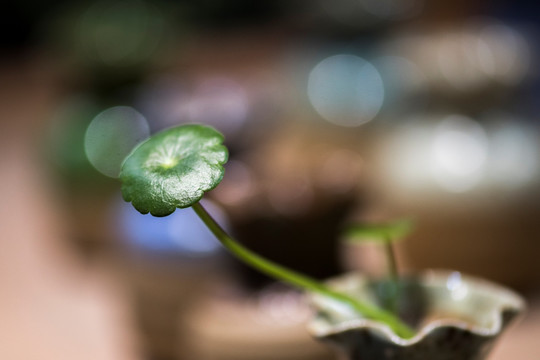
1,0,540,359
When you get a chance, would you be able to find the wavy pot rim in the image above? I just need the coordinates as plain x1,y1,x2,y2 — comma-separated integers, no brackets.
307,269,526,346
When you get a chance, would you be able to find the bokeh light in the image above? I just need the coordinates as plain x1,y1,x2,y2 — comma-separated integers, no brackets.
436,31,488,92
473,20,530,85
435,20,530,92
136,76,249,136
429,116,488,193
381,113,540,196
254,285,310,325
213,160,257,207
446,272,468,301
308,54,384,127
181,77,249,136
84,106,150,178
115,198,225,256
381,119,433,191
135,76,187,130
488,116,539,189
382,115,492,194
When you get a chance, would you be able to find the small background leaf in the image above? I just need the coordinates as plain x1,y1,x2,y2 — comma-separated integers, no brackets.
344,219,413,244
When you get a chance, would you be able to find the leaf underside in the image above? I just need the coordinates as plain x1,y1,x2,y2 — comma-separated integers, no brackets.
120,124,228,216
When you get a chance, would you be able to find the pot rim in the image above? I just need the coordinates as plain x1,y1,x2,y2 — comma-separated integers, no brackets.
307,269,526,346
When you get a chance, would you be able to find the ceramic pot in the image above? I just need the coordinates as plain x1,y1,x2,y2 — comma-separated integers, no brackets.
308,270,525,360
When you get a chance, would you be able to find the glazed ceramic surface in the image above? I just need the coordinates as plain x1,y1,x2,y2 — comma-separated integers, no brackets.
308,270,525,360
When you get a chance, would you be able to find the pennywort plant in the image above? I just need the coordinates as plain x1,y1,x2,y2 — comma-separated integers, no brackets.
120,124,415,339
345,220,413,283
345,220,413,314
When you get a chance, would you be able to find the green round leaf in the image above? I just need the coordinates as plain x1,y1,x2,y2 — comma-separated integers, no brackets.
345,219,413,244
120,124,228,216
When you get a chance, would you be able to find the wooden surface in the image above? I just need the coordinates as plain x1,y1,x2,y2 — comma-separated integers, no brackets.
490,299,540,360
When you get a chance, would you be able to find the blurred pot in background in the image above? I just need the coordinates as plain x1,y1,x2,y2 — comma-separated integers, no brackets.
212,123,366,290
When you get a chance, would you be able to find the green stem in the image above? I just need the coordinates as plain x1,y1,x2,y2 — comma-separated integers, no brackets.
192,202,414,339
385,238,398,283
384,237,399,314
